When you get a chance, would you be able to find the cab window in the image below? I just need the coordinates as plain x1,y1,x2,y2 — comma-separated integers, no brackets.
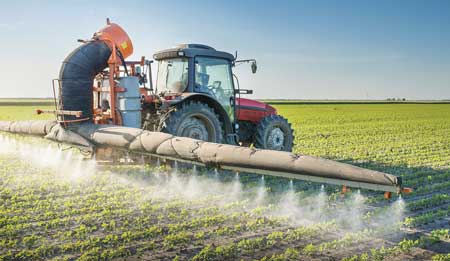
195,57,234,120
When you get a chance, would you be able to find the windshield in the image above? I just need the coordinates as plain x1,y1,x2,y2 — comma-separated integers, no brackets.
156,58,189,93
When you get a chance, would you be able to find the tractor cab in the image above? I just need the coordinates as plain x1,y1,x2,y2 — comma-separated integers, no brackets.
153,44,236,122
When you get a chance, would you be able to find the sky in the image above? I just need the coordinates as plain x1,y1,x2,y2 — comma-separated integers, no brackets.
0,0,449,99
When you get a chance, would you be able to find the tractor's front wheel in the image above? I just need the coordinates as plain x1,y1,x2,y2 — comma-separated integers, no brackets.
254,115,294,152
161,101,223,143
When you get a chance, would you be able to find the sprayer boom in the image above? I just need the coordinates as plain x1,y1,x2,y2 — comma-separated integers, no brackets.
0,120,410,196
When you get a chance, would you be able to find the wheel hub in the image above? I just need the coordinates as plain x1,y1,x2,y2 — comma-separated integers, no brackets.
267,127,285,150
179,118,209,141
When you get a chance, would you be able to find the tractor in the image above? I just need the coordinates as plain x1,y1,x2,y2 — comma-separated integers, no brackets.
138,44,294,151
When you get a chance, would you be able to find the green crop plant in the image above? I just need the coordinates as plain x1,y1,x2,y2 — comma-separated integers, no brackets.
432,253,450,261
2,102,450,259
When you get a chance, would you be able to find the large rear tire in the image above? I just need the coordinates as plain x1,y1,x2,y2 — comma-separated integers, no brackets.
254,115,294,152
161,101,223,143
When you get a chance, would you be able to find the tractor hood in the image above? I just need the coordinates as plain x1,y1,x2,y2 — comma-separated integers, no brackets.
236,98,277,114
236,98,277,123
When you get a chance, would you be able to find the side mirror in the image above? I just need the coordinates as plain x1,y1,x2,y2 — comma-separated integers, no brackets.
251,61,257,74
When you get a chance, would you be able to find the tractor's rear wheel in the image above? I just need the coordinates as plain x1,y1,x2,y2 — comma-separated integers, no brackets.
254,115,294,152
161,101,223,143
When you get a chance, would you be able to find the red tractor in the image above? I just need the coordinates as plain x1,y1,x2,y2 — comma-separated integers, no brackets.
138,44,294,151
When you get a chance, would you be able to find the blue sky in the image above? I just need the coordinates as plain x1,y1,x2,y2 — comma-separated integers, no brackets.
0,0,449,99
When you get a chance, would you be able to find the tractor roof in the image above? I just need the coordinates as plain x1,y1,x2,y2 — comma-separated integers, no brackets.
153,44,235,61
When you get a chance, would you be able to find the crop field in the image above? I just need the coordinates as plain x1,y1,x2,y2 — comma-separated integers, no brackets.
1,102,450,260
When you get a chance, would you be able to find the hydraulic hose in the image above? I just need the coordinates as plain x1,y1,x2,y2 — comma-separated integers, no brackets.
117,50,129,76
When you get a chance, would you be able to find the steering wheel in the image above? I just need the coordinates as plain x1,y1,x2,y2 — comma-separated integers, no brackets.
208,81,225,100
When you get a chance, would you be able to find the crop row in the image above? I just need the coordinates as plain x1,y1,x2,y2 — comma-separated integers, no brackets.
404,205,450,227
342,229,449,261
0,214,286,260
191,221,338,260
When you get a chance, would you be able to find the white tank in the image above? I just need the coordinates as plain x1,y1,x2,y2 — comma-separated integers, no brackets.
117,77,141,128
